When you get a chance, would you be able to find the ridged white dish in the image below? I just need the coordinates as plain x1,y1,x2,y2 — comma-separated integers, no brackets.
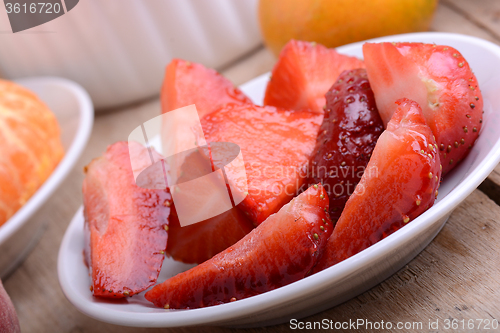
0,0,261,109
0,77,93,278
58,33,500,327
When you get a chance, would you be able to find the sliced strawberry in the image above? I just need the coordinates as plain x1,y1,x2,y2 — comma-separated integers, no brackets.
145,184,333,309
313,99,441,272
308,68,384,220
264,40,365,114
162,59,252,117
165,149,254,264
363,42,483,175
200,103,322,225
167,207,254,264
82,142,171,298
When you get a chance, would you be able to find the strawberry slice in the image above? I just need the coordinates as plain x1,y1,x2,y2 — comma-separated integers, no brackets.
308,68,384,220
162,59,252,117
165,149,254,264
363,42,483,175
313,99,441,272
145,184,333,309
167,207,254,264
264,40,365,114
200,103,322,225
82,142,171,298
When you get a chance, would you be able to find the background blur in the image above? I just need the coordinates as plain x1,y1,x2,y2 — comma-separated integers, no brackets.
0,0,261,109
0,0,442,111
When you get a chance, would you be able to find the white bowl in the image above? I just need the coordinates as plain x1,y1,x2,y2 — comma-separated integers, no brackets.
58,32,500,327
0,0,261,110
0,77,93,279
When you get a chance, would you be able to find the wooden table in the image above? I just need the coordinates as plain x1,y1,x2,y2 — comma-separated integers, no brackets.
4,1,500,332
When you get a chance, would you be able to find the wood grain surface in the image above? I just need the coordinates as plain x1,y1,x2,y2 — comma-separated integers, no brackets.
4,1,500,332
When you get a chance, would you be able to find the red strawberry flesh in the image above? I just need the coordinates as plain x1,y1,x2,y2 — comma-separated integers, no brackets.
314,99,441,272
166,149,254,264
200,103,322,225
363,42,483,174
145,184,333,309
83,142,171,298
162,59,252,117
264,40,365,114
309,68,384,220
167,207,254,264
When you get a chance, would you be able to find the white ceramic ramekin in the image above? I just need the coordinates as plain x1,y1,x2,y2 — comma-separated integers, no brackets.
0,0,261,109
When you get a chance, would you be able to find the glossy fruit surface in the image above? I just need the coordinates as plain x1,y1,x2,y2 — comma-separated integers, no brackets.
201,103,322,225
83,142,171,298
145,184,333,309
314,99,441,272
0,280,20,333
166,149,254,264
162,59,251,118
167,207,254,264
308,69,384,220
363,42,483,174
264,40,364,114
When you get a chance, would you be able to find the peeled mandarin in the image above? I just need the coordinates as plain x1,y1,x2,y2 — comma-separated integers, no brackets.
0,79,64,226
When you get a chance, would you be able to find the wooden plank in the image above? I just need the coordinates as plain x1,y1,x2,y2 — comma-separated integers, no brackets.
430,1,500,43
479,168,500,205
440,0,500,43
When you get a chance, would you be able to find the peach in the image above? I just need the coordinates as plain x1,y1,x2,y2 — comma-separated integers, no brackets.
0,280,20,333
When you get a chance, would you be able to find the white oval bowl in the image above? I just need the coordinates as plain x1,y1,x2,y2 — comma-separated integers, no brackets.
0,0,261,110
0,77,93,279
58,32,500,327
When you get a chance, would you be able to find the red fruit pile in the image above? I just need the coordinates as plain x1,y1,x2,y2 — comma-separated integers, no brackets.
81,39,482,309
